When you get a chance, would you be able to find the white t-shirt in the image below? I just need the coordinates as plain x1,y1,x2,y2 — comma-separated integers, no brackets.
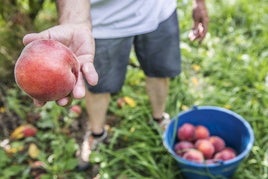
90,0,177,39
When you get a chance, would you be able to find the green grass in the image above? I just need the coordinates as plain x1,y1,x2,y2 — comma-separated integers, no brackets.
0,0,267,178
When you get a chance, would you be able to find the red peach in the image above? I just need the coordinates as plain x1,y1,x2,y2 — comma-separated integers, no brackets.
69,105,82,117
195,139,215,159
23,125,37,137
182,149,204,164
23,128,36,137
174,141,194,156
214,147,237,161
224,147,236,154
209,136,226,153
195,125,210,140
14,39,79,102
70,105,82,115
177,123,196,141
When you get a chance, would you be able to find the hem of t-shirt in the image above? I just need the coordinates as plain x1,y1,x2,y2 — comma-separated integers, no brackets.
159,0,177,22
93,5,177,39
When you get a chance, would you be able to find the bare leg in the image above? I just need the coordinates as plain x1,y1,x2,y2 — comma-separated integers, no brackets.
77,90,110,170
85,90,110,134
145,76,169,119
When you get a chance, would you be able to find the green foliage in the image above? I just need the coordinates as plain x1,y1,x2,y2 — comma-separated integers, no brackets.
37,134,79,176
92,109,180,179
31,103,79,176
0,0,57,85
5,88,32,120
0,0,267,178
0,146,29,178
0,149,11,168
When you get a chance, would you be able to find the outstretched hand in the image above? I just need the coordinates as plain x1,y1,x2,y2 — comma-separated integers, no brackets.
23,22,98,106
188,0,209,43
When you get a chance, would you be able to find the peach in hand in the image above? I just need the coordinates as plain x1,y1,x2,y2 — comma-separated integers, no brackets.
14,39,79,102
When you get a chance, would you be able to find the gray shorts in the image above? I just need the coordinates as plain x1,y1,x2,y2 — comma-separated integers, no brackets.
88,11,181,93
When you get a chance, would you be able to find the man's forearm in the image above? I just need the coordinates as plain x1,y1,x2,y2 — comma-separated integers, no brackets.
56,0,91,25
193,0,206,8
194,0,205,3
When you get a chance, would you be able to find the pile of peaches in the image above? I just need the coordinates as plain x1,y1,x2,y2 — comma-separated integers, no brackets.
174,123,237,164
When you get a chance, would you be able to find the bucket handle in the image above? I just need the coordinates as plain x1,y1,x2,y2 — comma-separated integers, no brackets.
172,116,179,144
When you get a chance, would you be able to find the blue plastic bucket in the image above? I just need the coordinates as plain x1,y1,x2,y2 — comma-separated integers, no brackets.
163,106,254,179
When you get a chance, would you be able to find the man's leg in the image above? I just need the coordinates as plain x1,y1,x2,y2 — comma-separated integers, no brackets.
77,37,133,170
77,91,110,170
85,37,133,133
145,77,169,120
134,11,181,125
85,90,110,135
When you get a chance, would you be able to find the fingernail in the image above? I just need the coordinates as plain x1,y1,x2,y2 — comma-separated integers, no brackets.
193,29,199,35
57,98,69,106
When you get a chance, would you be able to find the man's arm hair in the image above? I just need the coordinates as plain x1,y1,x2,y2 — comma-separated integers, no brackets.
56,0,92,27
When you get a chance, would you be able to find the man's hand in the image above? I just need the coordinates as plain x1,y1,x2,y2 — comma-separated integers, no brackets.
189,0,209,43
23,22,98,106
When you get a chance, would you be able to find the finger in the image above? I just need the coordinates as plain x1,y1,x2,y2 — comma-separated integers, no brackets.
23,30,51,45
82,62,98,86
188,29,199,41
196,23,205,41
72,71,86,99
190,22,208,43
197,23,208,43
200,20,209,38
33,99,46,107
23,25,72,46
56,97,70,106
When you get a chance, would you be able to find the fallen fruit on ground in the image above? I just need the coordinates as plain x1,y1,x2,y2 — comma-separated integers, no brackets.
69,105,82,117
14,39,79,102
28,143,40,159
10,124,37,140
116,96,137,108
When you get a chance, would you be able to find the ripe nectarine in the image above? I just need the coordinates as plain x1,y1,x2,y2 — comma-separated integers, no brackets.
214,147,236,161
177,123,195,141
14,39,79,102
174,141,194,156
182,149,204,163
195,139,215,159
195,125,210,140
209,136,226,153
